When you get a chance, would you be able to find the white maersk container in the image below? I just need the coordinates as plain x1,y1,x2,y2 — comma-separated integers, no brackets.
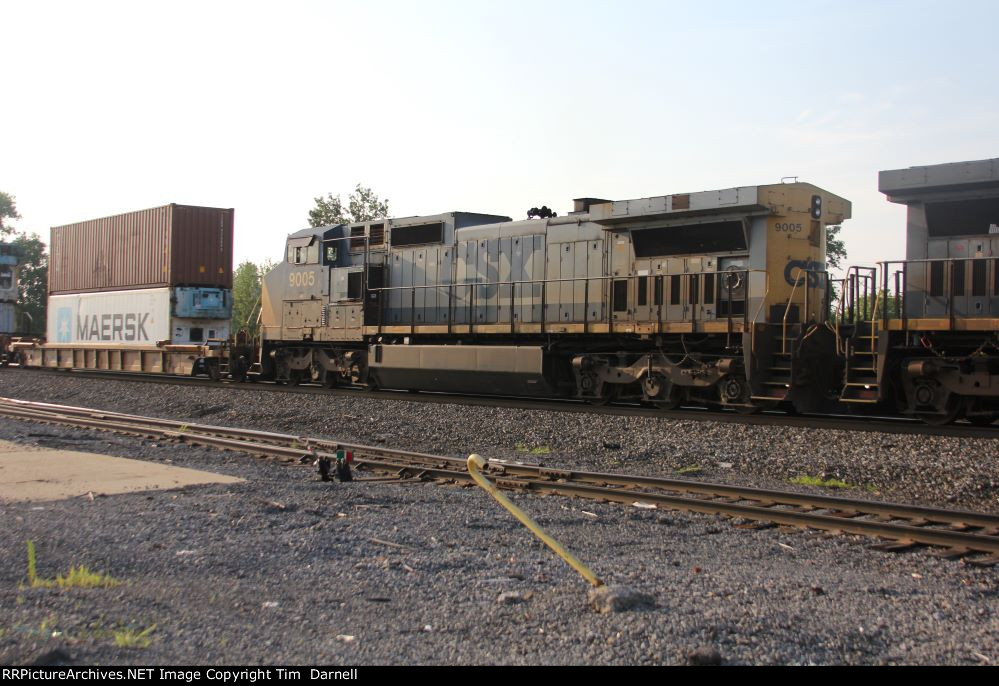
48,288,230,346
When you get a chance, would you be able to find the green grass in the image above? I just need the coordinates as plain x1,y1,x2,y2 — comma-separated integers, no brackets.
113,624,156,649
515,443,551,455
789,475,854,490
26,541,119,589
676,465,702,476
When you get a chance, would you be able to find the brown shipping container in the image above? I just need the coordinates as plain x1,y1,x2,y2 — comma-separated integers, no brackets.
49,204,234,295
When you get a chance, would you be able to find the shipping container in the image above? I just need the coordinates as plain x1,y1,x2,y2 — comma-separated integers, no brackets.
49,204,234,295
47,287,231,345
0,302,14,335
0,244,16,304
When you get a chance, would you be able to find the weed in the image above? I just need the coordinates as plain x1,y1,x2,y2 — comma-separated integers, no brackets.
789,475,854,490
516,443,551,455
25,541,119,589
113,624,156,649
676,465,702,476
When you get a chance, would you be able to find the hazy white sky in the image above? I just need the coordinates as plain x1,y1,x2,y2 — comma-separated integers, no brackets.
2,0,997,271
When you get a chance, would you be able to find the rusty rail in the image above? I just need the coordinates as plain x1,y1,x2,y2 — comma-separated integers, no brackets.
1,397,997,564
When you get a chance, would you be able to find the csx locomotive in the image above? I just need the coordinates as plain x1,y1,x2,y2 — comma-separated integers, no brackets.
258,158,999,424
259,179,852,415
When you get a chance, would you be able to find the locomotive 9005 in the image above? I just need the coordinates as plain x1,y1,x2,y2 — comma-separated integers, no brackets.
259,181,851,415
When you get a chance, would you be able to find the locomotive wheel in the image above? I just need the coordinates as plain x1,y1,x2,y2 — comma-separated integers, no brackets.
645,373,680,410
653,396,681,411
310,364,325,385
589,386,620,406
206,362,221,382
719,375,758,414
916,395,961,426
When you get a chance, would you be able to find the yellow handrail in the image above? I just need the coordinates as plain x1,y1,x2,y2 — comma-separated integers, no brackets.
782,268,805,355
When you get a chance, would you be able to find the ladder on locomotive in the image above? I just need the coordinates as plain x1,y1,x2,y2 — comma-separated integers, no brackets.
750,270,811,404
839,266,881,404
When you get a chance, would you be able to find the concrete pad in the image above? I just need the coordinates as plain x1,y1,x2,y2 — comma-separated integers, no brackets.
0,440,244,503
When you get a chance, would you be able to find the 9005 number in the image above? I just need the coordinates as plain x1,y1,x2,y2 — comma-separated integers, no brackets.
775,223,803,233
289,271,316,288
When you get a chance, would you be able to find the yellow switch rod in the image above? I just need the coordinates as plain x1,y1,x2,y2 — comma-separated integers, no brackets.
466,454,603,588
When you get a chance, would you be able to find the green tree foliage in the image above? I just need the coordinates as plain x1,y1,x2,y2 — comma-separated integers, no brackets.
308,184,389,228
11,234,47,334
0,191,21,236
826,224,847,271
1,190,47,334
824,224,849,317
230,259,273,339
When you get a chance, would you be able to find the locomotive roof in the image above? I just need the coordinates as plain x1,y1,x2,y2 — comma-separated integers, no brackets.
880,158,999,203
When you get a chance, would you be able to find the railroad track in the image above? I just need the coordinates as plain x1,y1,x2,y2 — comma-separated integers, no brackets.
7,366,999,438
2,395,998,565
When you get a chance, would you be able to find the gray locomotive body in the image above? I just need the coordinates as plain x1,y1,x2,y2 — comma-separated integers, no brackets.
260,182,851,412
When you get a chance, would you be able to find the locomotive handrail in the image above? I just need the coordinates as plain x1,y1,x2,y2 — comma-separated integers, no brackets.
877,256,999,327
781,268,828,355
364,268,771,334
782,268,804,355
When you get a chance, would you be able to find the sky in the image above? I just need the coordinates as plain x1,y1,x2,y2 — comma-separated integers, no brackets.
2,0,997,272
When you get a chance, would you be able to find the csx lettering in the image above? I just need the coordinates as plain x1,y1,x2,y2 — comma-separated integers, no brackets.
289,271,316,288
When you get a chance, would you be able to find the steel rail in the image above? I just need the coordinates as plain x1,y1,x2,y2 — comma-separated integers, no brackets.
1,397,997,561
8,367,999,438
6,395,999,530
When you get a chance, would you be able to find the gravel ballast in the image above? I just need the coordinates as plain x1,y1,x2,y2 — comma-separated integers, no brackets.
0,369,997,665
1,370,997,511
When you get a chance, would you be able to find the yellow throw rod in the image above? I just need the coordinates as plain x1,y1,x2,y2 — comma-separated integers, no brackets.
466,454,604,588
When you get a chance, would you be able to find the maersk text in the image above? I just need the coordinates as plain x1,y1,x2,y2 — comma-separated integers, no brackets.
77,313,151,342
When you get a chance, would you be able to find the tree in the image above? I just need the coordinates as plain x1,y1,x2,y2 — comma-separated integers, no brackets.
1,190,47,334
825,224,849,318
0,191,20,236
826,224,847,271
308,184,389,228
10,234,47,334
230,259,273,340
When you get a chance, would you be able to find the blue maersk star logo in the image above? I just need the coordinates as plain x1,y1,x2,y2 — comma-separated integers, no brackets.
56,308,73,343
